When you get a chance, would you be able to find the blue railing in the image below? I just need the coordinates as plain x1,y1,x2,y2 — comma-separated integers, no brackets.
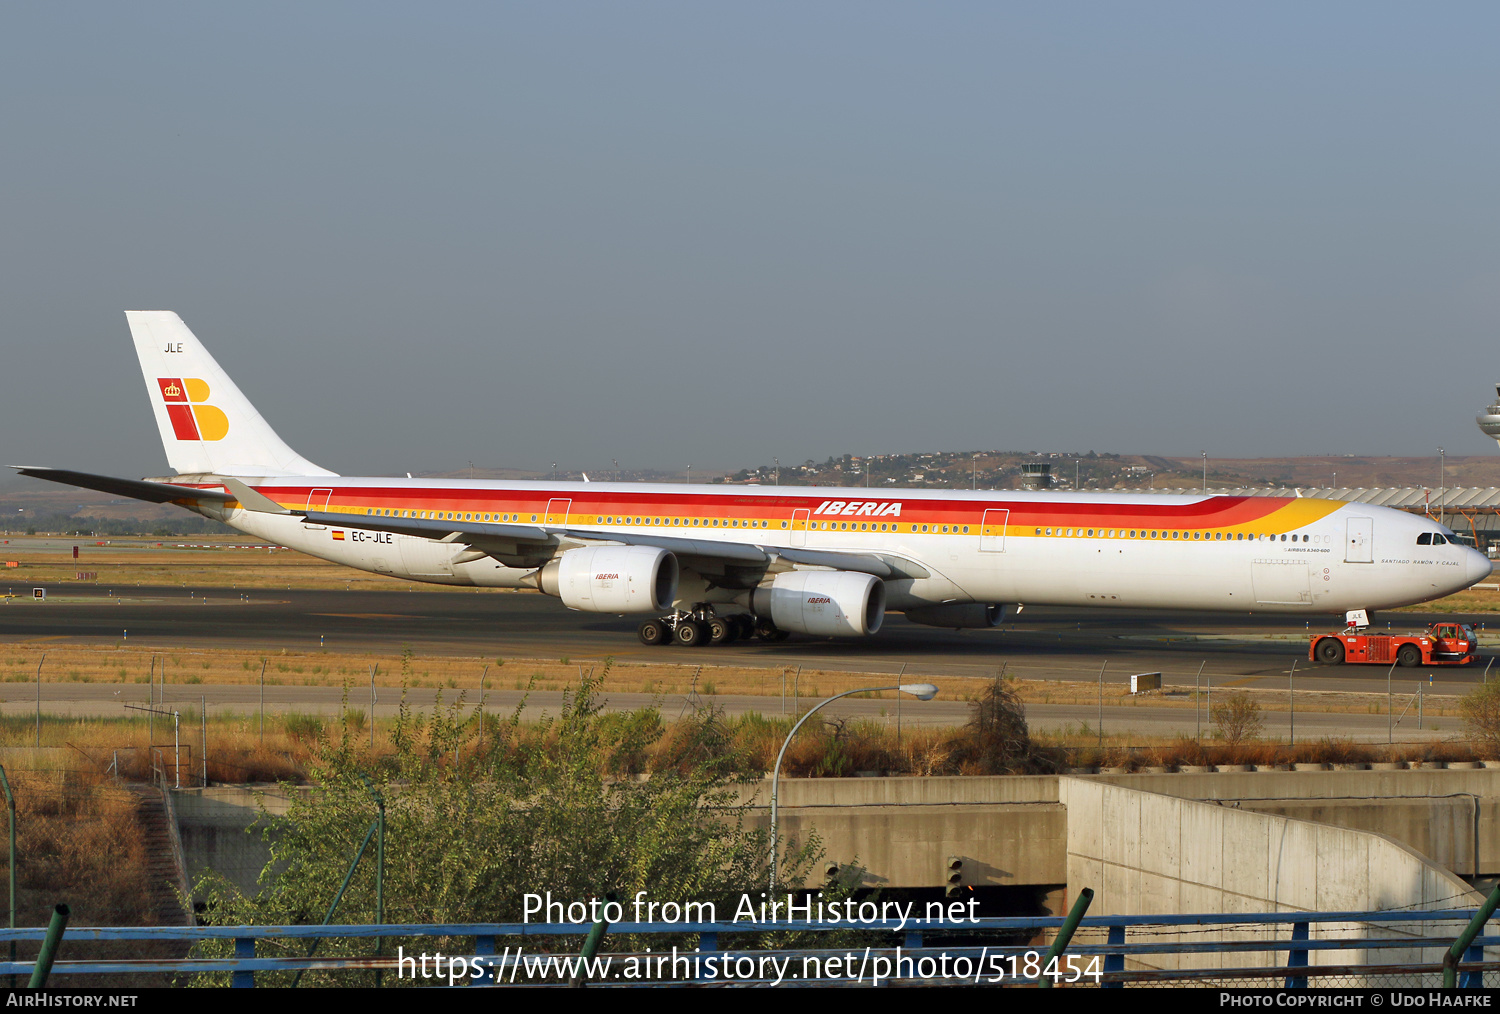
2,909,1495,987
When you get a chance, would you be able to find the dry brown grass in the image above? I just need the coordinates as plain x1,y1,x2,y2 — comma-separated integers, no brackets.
1039,731,1491,770
0,539,506,592
0,641,1472,725
0,641,993,705
0,761,194,985
1394,586,1500,613
9,769,153,925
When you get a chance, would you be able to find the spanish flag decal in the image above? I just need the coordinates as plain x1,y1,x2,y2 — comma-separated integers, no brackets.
332,531,345,541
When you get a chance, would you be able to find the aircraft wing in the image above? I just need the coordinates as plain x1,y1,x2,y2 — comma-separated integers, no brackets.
12,466,236,504
297,509,910,577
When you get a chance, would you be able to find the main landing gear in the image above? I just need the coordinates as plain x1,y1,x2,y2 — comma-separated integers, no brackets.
637,610,791,647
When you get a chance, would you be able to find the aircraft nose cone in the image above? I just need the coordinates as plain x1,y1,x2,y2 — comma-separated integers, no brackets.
1467,549,1493,587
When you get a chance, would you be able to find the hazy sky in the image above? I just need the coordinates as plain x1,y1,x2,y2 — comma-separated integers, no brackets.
3,3,1498,479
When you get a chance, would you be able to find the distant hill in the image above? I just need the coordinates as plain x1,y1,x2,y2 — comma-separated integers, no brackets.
717,451,1500,492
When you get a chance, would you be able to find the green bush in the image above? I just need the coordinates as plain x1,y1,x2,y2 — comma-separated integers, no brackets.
190,665,819,986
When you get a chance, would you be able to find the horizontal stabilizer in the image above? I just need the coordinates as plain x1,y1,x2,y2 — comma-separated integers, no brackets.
13,467,235,504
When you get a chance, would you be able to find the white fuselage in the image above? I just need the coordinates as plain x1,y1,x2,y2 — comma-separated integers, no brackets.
202,478,1490,616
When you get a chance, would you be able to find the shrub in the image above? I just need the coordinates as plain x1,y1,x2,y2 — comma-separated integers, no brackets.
947,676,1041,773
1211,692,1264,745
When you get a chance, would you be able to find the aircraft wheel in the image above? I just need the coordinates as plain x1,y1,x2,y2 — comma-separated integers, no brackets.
1315,638,1345,665
1397,644,1422,668
675,620,710,647
754,616,781,641
708,617,738,645
732,615,756,640
637,619,669,646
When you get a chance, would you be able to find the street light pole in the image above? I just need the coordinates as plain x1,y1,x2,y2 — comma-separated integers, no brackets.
770,683,938,888
1202,451,1207,492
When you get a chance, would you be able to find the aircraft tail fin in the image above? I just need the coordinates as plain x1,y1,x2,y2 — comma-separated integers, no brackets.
126,311,336,477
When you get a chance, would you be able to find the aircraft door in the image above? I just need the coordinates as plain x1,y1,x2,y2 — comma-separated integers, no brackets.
791,509,810,547
1345,516,1373,563
302,488,333,529
545,499,572,526
980,509,1009,552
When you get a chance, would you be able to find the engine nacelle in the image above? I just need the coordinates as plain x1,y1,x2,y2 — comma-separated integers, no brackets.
538,546,678,613
903,603,1005,629
752,571,885,637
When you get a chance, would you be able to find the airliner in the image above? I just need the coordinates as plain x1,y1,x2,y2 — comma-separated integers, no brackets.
14,312,1492,649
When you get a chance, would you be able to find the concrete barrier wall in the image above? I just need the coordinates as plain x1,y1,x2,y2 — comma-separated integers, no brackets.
768,803,1066,889
170,771,1500,900
744,775,1064,889
173,785,293,895
1094,770,1500,876
1058,776,1484,979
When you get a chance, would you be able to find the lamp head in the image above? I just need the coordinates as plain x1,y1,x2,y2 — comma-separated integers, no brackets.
898,683,939,701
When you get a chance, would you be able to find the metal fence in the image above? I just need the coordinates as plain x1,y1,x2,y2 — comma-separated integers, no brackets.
3,908,1498,987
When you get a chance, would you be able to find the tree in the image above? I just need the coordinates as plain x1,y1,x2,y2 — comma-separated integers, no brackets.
191,666,820,985
1211,692,1264,745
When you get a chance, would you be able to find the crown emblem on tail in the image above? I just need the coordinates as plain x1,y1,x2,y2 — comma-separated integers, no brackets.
156,377,228,441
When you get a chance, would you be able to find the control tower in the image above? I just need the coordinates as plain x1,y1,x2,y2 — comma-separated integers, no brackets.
1479,384,1500,448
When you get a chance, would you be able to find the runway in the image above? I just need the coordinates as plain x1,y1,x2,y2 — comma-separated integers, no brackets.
0,584,1486,741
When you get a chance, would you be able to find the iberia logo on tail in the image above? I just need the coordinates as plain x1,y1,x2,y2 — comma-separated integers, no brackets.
157,378,228,441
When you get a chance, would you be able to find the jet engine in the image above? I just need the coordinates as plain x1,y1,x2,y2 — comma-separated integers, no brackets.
903,603,1005,629
537,546,678,613
751,571,885,637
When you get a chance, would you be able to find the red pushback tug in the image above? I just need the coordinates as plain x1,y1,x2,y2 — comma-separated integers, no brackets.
1309,610,1476,668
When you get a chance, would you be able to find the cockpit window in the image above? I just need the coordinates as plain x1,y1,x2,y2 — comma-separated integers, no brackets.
1434,533,1449,545
1417,533,1432,545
